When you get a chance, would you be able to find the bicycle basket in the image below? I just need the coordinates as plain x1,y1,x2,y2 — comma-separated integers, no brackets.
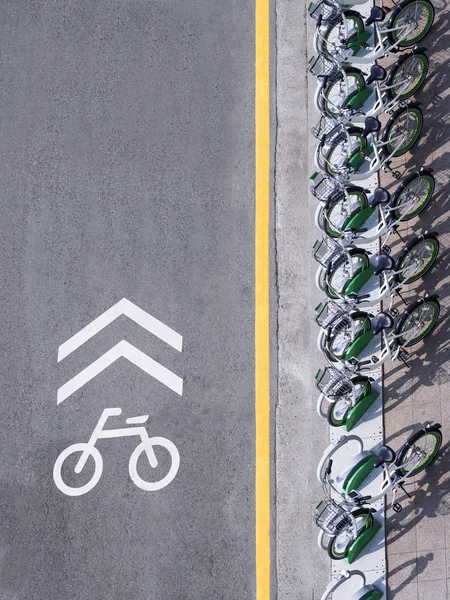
312,236,346,269
315,499,353,535
316,365,353,399
312,115,341,140
309,53,341,81
315,300,349,329
310,175,346,208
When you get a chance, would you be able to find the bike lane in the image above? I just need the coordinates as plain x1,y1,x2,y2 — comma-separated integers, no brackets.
0,2,268,598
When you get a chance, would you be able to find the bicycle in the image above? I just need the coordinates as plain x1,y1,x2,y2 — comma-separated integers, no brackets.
313,231,439,306
315,365,379,430
53,407,180,496
312,0,435,65
310,49,429,122
314,108,423,183
311,169,435,244
315,295,440,372
315,423,442,559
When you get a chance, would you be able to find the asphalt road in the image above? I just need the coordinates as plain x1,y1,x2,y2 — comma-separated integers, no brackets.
0,2,258,598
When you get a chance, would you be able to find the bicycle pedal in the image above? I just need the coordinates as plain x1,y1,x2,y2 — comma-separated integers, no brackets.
381,244,391,254
389,308,399,317
371,355,379,363
392,503,402,513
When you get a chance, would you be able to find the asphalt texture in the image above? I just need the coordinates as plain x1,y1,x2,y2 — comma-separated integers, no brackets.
0,2,257,599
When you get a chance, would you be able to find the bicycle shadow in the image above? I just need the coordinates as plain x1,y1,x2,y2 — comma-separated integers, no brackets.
387,553,433,598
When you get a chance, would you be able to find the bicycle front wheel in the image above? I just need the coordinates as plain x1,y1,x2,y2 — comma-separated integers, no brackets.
328,508,374,559
327,376,371,426
328,313,371,360
395,235,439,283
390,171,435,221
382,106,423,157
327,249,370,298
322,71,366,117
325,128,364,175
395,297,440,347
318,11,365,57
322,188,368,238
387,0,435,47
386,52,429,101
396,428,442,477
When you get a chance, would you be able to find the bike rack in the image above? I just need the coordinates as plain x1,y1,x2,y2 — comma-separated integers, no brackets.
320,570,384,600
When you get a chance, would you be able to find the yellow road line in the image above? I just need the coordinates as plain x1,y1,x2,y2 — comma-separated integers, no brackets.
255,0,270,596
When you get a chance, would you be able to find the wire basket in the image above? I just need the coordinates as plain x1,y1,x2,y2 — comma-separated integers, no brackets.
315,499,353,535
312,236,346,269
309,0,343,28
316,365,353,399
309,53,341,81
312,115,341,140
310,174,346,209
315,300,349,329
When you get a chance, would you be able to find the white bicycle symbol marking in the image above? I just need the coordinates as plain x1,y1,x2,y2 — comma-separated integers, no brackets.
53,408,180,497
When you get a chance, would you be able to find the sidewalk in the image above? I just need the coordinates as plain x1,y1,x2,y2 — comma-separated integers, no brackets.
381,2,450,597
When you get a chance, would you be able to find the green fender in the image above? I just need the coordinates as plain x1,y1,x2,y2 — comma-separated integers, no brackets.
358,589,383,600
344,265,375,295
343,87,373,109
345,390,380,431
344,206,376,231
348,145,374,170
343,454,377,493
348,31,372,55
344,328,375,361
347,518,382,563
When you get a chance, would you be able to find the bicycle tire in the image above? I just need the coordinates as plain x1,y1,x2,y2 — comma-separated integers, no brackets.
394,295,440,347
321,188,368,238
326,248,370,299
317,11,365,57
322,69,365,116
382,105,423,157
328,312,371,360
395,426,442,477
324,127,364,176
327,508,374,559
390,170,435,221
385,51,429,101
395,234,439,283
327,376,372,426
387,0,435,47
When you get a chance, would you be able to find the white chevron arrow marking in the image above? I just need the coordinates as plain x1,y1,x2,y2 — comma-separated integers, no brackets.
57,340,183,404
58,298,182,362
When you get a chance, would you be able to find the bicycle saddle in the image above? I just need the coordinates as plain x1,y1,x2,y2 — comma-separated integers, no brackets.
374,253,395,275
362,116,381,138
372,312,394,335
366,64,387,86
374,444,396,468
368,187,391,208
365,6,386,26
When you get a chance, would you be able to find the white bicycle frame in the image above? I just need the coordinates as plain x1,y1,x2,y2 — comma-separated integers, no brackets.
320,570,379,600
314,187,424,245
314,123,409,183
313,15,423,65
314,65,416,124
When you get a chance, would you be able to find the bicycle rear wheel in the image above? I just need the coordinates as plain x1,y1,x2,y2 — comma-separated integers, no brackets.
386,52,429,101
396,428,442,477
382,106,423,157
395,297,440,347
395,235,439,283
390,171,435,221
387,0,435,47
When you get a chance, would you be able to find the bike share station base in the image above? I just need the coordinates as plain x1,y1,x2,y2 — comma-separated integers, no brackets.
311,0,388,592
